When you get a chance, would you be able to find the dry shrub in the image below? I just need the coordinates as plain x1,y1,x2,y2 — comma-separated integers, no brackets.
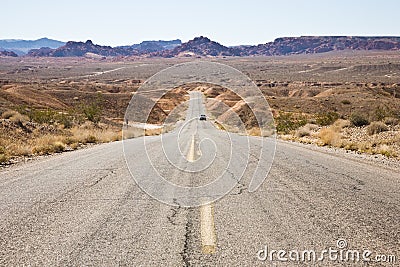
0,153,8,163
9,113,30,123
123,127,145,139
6,143,31,156
383,117,399,126
350,113,369,127
319,127,341,146
32,135,66,155
295,126,311,137
366,121,388,135
248,127,261,136
145,128,162,136
340,141,358,151
70,127,121,143
295,123,319,137
1,110,18,119
0,145,8,163
357,142,374,154
376,144,397,158
333,119,350,129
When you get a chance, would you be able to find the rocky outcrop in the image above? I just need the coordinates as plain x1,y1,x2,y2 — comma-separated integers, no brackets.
28,40,136,57
239,36,400,56
26,36,400,57
0,50,18,57
0,38,65,55
154,36,234,57
120,39,181,53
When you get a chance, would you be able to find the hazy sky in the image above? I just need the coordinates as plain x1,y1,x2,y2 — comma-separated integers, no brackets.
3,0,400,46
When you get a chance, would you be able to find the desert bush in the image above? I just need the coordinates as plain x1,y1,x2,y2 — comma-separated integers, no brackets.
28,109,57,124
0,153,8,163
79,94,103,123
295,127,311,137
316,112,339,126
341,141,358,151
9,113,30,123
84,135,97,143
366,121,388,135
55,112,74,128
376,144,397,158
319,127,341,146
1,110,18,119
70,126,120,143
32,135,66,155
0,145,8,163
341,100,351,105
371,106,394,121
123,127,145,139
383,117,399,126
275,112,307,134
333,119,351,129
81,103,101,123
295,123,318,137
350,113,369,127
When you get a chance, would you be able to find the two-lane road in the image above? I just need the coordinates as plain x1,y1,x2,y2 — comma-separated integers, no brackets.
0,92,399,266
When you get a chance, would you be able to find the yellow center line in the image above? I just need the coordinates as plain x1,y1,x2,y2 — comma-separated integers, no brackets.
200,203,217,254
187,135,196,162
186,133,217,254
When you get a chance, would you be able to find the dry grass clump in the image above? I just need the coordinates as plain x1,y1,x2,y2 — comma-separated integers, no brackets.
295,123,318,137
0,146,8,163
32,135,66,155
333,119,351,129
145,128,163,136
383,117,399,126
1,110,19,119
319,127,341,146
123,127,145,139
317,119,351,146
376,144,397,158
366,121,388,135
248,127,261,136
9,113,30,124
70,127,121,143
0,121,121,163
1,110,30,123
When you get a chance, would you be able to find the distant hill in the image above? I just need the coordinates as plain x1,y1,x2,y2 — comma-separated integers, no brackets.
28,40,135,57
0,38,65,55
119,39,181,53
154,36,233,57
155,36,400,57
0,50,18,57
239,36,400,56
28,39,182,57
21,36,400,58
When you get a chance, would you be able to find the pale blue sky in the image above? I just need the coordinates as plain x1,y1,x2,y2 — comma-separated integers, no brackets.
3,0,400,46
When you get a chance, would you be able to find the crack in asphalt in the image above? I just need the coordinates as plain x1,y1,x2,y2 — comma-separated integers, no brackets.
180,209,195,267
167,198,181,226
89,169,116,187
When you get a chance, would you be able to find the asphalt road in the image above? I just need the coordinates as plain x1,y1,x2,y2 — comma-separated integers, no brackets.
0,92,399,266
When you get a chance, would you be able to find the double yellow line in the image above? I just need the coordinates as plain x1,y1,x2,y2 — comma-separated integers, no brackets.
187,134,217,254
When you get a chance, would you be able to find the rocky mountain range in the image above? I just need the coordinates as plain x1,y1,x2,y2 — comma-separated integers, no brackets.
28,40,135,57
0,50,18,57
27,39,183,57
3,36,400,58
0,38,65,55
119,39,181,53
